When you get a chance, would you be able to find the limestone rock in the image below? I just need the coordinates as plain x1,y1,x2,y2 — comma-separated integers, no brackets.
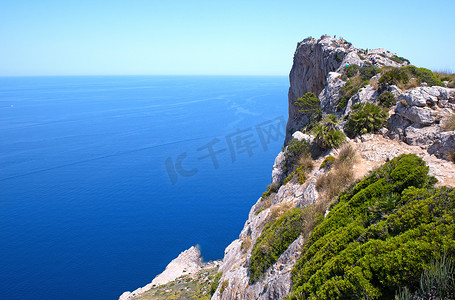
404,124,440,147
428,132,455,159
271,151,286,184
395,104,437,125
286,36,345,143
319,72,345,115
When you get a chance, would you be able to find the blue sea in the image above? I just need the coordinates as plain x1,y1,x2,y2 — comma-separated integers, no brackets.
0,76,289,300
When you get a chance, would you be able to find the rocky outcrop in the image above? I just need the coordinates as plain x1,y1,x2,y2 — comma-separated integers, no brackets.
286,36,346,143
387,86,455,150
119,246,220,300
285,35,410,144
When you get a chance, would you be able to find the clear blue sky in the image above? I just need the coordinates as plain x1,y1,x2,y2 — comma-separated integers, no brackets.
1,0,454,76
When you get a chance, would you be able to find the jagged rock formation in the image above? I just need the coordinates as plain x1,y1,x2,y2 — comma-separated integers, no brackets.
285,35,410,144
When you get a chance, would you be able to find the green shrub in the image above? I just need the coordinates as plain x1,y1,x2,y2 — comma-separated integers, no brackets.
295,166,307,184
320,155,335,170
378,91,397,108
379,66,443,90
344,64,360,78
346,102,388,135
294,92,322,125
249,208,304,283
262,182,280,199
379,67,409,86
311,115,346,149
210,272,222,296
291,154,449,300
390,55,410,65
287,138,310,158
284,138,311,173
403,65,444,87
220,279,228,294
360,64,381,81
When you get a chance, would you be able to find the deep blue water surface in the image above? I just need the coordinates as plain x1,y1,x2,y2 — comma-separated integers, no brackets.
0,76,288,299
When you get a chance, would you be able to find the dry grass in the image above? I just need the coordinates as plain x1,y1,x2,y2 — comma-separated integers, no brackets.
254,196,273,215
316,144,357,200
300,197,331,241
241,236,252,253
316,162,354,199
370,76,379,90
297,155,314,173
397,77,419,91
266,202,293,225
336,144,357,165
441,114,455,132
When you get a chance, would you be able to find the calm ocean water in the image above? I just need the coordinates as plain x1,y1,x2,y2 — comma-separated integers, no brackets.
0,76,288,299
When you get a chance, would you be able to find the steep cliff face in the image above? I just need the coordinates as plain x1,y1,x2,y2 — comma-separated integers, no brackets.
286,36,344,143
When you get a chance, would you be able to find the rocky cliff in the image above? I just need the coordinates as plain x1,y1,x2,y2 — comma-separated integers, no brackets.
119,35,455,300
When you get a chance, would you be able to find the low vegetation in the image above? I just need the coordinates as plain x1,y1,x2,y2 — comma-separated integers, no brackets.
210,272,222,296
338,64,381,111
390,54,410,65
345,102,388,135
249,208,305,283
311,114,346,149
290,154,455,300
261,182,280,199
395,253,455,299
338,75,369,111
434,70,455,88
379,66,444,90
377,91,396,108
319,155,335,170
134,267,220,300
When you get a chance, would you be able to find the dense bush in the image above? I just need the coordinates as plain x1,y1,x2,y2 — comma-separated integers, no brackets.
290,154,454,300
360,64,381,81
378,91,397,108
403,65,444,87
434,71,455,88
345,102,388,135
390,55,410,65
249,208,304,283
379,67,409,86
344,64,360,78
379,66,443,90
311,114,346,149
294,92,322,125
